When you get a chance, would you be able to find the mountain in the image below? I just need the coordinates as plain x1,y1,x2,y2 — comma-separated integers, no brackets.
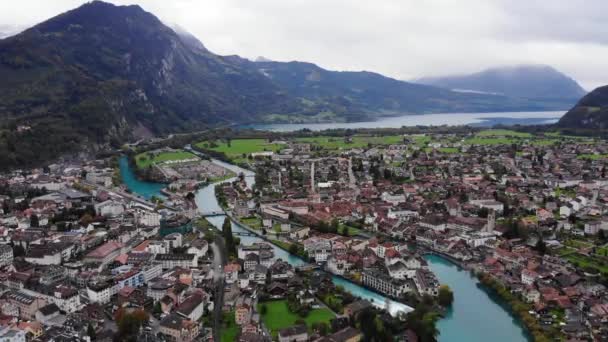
0,1,584,169
0,1,308,168
0,25,22,39
557,85,608,129
245,60,561,122
416,65,587,106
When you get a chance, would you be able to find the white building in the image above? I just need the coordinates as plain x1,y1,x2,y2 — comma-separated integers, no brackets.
95,200,125,217
86,281,115,304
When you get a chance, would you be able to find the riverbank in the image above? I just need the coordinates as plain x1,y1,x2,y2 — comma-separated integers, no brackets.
476,272,557,342
425,255,530,342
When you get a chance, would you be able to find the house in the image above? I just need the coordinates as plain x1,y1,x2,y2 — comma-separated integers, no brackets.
224,263,241,284
35,303,62,326
4,291,46,320
278,324,308,342
521,269,538,286
94,200,125,217
86,281,115,304
84,241,123,265
159,313,200,342
344,300,372,318
155,254,197,269
317,327,362,342
176,293,206,321
235,303,252,325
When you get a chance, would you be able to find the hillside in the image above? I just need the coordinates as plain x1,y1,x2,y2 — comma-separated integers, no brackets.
557,85,608,129
416,65,587,106
0,1,305,168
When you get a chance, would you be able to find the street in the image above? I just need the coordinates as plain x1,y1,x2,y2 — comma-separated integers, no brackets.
211,235,227,342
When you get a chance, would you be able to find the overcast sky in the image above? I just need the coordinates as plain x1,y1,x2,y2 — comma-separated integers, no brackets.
0,0,606,90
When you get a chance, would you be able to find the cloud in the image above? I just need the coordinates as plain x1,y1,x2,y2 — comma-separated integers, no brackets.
0,0,605,90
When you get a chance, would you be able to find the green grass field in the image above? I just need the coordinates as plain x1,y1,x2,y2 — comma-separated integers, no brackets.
564,239,594,249
438,147,459,153
220,311,239,342
530,139,558,146
464,129,535,146
562,253,608,273
240,217,262,229
196,138,284,163
577,154,608,160
465,137,517,145
197,138,283,155
294,135,404,149
476,129,533,138
258,300,334,337
135,150,198,169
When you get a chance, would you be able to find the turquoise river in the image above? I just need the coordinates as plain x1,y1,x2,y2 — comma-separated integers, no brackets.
119,155,529,341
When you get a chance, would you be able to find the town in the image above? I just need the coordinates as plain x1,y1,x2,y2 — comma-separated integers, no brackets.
0,127,606,342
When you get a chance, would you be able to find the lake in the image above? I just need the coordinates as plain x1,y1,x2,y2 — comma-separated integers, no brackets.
244,111,563,132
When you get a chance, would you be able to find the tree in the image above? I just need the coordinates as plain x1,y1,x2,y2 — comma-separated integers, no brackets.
29,214,39,227
357,308,390,341
12,244,25,257
153,302,162,315
437,285,454,307
222,217,236,257
329,219,339,234
313,322,329,336
289,243,299,255
87,323,96,340
534,236,548,255
115,308,149,338
260,304,267,315
185,192,195,201
405,302,440,342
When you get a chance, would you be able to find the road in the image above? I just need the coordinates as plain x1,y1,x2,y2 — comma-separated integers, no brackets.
310,161,315,193
211,235,227,342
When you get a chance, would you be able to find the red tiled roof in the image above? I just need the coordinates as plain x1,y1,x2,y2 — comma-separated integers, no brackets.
86,241,123,259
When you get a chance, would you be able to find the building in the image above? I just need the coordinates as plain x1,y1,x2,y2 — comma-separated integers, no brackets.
86,281,115,304
94,200,125,217
164,233,183,249
86,171,113,187
0,244,13,267
115,269,145,289
176,293,206,321
361,268,413,298
5,291,46,320
159,313,200,342
147,278,174,302
159,215,193,237
155,254,197,269
84,241,123,265
137,210,162,227
278,324,308,342
0,327,25,342
234,200,250,217
237,243,274,260
235,303,252,325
